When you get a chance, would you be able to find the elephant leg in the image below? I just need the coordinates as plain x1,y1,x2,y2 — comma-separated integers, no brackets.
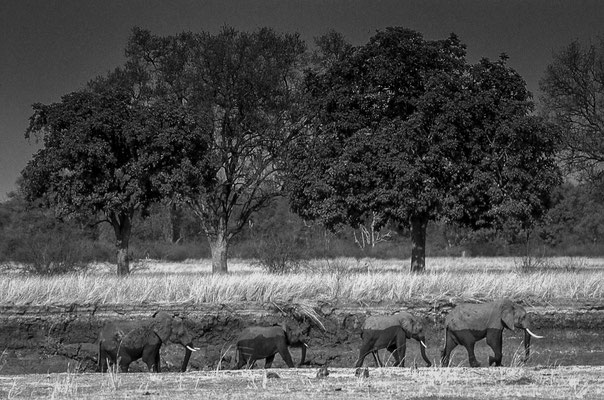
390,337,406,367
115,351,131,372
455,330,480,368
119,360,130,373
279,348,295,368
355,341,375,368
372,350,383,367
486,329,503,366
98,348,108,372
155,349,161,373
236,349,246,369
264,354,276,369
143,346,159,372
441,329,459,367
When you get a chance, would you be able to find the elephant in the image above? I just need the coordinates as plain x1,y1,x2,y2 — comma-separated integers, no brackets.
354,311,432,368
98,311,199,372
440,299,543,367
236,323,308,369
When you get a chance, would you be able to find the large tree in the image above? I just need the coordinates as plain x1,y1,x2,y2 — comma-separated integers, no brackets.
22,69,207,275
126,27,306,273
288,27,561,272
540,37,604,187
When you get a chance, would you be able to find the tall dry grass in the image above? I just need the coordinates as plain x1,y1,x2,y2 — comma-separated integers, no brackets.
0,257,603,306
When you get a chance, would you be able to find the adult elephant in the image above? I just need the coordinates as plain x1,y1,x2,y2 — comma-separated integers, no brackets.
440,299,543,367
98,311,199,372
354,312,431,368
236,323,308,369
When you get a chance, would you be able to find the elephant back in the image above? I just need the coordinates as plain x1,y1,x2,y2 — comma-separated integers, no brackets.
362,315,399,330
446,301,506,331
238,326,284,342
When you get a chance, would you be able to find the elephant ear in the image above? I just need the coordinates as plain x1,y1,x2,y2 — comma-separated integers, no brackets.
282,322,302,344
501,303,515,331
397,313,417,337
281,322,291,339
153,311,173,343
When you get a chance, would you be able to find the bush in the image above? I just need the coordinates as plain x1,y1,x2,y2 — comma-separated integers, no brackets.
251,236,308,274
4,227,92,275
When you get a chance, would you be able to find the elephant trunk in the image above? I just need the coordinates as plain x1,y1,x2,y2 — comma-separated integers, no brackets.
418,336,431,367
523,329,531,362
299,342,307,366
181,346,192,372
180,343,200,372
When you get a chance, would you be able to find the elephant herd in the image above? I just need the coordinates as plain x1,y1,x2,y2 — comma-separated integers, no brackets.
97,299,543,372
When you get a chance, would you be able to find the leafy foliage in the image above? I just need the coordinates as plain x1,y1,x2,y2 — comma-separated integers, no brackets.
126,27,307,273
288,28,561,271
21,69,207,274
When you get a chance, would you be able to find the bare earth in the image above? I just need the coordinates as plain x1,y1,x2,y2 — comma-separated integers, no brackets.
1,366,602,399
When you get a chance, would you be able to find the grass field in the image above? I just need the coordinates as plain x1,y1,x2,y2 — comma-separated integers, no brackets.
0,257,603,306
1,366,602,399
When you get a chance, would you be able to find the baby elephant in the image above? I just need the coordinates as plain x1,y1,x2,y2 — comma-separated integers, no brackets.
355,311,431,368
98,311,199,373
236,323,308,369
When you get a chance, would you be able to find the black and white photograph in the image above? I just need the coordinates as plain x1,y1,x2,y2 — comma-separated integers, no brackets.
1,0,604,398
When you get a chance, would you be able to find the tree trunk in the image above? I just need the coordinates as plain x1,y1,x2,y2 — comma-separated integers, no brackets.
209,229,229,274
170,203,183,243
112,214,132,276
410,214,428,273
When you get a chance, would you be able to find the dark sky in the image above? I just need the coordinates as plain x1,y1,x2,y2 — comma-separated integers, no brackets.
1,0,603,200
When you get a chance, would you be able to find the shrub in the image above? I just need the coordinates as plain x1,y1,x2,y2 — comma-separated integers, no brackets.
252,236,308,274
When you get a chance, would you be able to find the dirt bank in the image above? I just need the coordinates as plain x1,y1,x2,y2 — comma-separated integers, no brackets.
1,300,604,374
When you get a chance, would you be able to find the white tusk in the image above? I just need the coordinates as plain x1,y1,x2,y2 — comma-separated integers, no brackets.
303,343,309,348
525,328,544,339
186,346,200,352
420,341,427,349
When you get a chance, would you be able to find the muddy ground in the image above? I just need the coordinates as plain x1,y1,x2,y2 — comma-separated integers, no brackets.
1,300,604,374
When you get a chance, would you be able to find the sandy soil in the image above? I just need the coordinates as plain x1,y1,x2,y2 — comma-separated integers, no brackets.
1,366,602,399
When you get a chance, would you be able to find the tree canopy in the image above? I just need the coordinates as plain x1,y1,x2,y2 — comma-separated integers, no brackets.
540,37,604,189
125,27,307,273
21,69,207,275
288,27,561,271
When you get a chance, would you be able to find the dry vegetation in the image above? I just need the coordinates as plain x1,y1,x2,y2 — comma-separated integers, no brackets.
1,366,603,399
0,257,603,306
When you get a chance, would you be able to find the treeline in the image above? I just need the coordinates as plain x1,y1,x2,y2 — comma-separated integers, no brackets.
2,27,604,274
1,182,602,275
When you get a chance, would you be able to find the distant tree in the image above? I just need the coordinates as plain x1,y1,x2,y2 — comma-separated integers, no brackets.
126,27,307,273
539,184,604,249
288,28,561,272
540,38,604,188
21,69,207,275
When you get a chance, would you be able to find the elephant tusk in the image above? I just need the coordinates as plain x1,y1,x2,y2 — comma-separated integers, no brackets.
303,343,309,348
420,341,427,349
186,346,200,352
525,328,543,339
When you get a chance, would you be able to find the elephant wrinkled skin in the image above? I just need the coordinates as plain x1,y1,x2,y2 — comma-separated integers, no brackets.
441,299,543,367
236,323,308,369
98,311,199,372
354,311,431,368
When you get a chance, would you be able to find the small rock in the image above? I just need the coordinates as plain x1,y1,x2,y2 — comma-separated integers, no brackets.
265,371,280,379
316,366,330,378
355,367,369,378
